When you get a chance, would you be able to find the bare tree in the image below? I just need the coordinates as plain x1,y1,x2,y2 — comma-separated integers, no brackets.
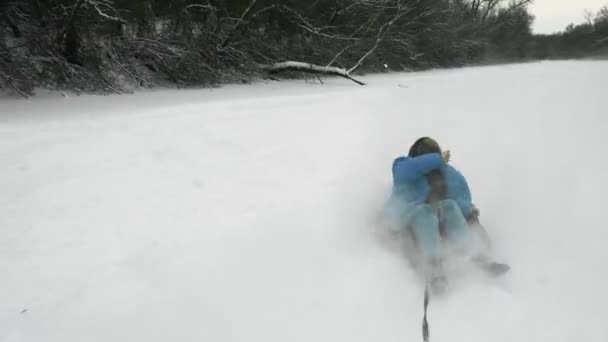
257,0,425,85
0,0,538,97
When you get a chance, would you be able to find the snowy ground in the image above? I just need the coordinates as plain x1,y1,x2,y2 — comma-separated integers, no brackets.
1,60,608,342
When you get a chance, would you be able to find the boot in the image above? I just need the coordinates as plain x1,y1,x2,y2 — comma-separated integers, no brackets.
472,256,510,277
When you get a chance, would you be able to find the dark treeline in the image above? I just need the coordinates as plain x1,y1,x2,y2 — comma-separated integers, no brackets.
1,0,539,97
529,6,608,60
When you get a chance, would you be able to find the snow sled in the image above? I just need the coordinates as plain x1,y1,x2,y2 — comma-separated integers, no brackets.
374,209,505,277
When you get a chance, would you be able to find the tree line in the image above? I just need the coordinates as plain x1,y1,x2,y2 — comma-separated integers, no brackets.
0,0,548,97
529,6,608,60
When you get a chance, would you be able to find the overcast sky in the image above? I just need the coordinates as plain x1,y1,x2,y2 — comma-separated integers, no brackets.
530,0,608,33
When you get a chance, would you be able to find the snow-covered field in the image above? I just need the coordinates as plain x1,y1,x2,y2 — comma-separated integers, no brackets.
1,61,608,342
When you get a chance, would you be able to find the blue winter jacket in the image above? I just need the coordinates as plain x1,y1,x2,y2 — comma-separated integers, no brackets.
388,153,473,222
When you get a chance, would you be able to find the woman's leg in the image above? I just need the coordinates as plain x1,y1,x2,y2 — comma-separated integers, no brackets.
409,204,447,291
409,204,442,259
439,200,483,257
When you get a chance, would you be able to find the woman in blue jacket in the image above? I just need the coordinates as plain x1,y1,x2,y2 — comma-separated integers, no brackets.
386,137,506,288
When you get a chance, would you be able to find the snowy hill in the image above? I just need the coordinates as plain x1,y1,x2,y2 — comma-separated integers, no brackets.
2,61,608,342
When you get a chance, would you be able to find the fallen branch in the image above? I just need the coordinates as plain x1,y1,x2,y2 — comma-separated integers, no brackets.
0,72,31,98
260,61,365,85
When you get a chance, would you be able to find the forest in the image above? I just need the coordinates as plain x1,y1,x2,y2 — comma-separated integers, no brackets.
0,1,606,97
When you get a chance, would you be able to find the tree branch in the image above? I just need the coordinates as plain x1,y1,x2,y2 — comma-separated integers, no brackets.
348,2,412,74
221,0,258,48
260,61,365,85
87,0,125,22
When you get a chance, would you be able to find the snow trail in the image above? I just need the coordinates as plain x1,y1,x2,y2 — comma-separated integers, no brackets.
1,61,608,342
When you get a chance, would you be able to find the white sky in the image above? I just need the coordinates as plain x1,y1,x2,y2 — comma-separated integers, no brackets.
530,0,608,34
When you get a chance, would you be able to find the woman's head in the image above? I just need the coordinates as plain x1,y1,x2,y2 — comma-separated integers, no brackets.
408,137,441,157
